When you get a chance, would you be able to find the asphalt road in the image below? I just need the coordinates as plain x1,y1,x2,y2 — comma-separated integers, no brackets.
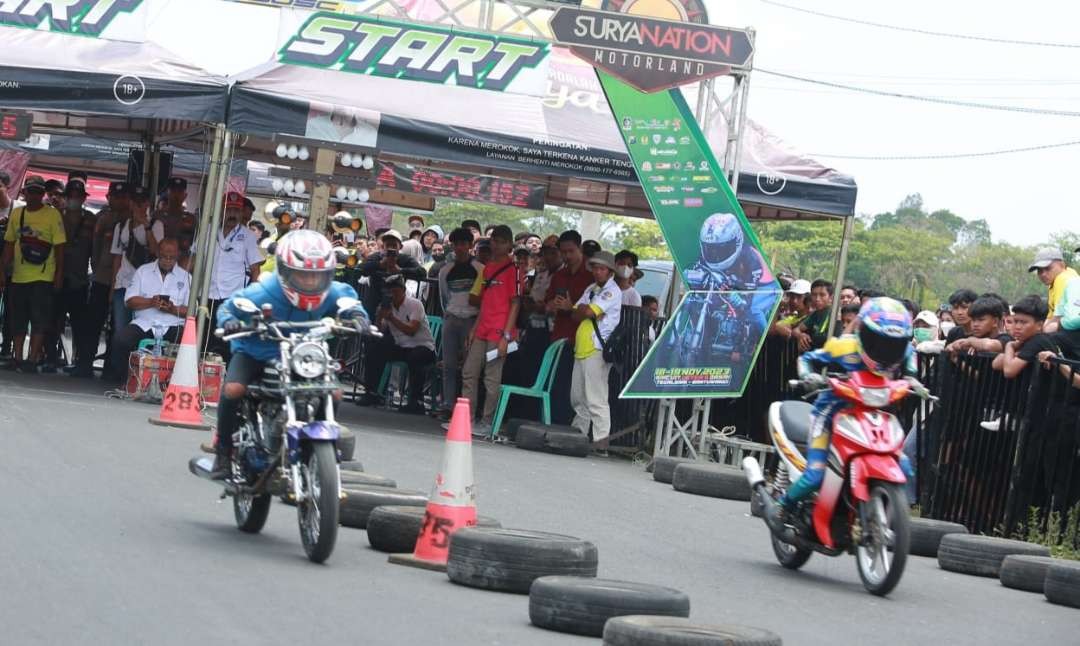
1,372,1075,645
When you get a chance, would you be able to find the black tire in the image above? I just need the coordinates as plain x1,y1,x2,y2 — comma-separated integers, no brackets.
516,424,548,451
771,532,812,570
529,577,690,637
909,518,968,557
234,492,272,534
999,555,1058,593
938,534,1050,577
298,442,339,563
652,457,694,484
671,463,751,501
855,482,909,596
500,418,531,442
366,506,501,553
1044,560,1080,608
340,471,396,488
339,460,364,473
545,430,590,458
602,616,782,646
338,428,356,462
447,528,598,594
339,486,427,529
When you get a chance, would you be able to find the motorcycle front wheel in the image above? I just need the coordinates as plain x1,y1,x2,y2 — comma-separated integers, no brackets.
297,442,340,563
856,481,910,596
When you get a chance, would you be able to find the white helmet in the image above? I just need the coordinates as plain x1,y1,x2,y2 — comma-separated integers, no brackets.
275,230,335,311
699,213,744,272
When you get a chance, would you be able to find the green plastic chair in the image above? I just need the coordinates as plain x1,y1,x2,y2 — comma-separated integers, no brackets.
377,316,443,405
489,338,567,438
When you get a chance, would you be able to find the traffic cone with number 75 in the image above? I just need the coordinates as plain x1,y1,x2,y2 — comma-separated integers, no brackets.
389,397,477,571
149,316,211,431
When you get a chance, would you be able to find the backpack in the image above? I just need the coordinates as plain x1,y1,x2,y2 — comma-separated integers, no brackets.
16,208,53,270
121,220,153,268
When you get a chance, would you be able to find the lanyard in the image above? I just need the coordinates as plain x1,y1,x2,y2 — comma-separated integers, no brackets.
219,226,242,252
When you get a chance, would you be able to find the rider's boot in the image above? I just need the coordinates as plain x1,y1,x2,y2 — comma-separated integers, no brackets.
209,447,231,480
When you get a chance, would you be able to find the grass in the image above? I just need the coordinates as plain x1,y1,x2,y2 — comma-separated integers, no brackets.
1017,504,1080,561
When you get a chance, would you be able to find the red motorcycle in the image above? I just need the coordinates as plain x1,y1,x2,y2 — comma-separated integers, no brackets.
743,370,934,596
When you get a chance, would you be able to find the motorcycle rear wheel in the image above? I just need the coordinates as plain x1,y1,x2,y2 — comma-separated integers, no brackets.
771,533,812,570
297,442,340,563
856,481,909,596
234,491,272,533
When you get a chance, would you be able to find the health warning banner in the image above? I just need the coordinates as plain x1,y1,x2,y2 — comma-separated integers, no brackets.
598,71,781,398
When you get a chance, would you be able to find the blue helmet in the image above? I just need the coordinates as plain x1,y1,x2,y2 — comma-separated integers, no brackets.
857,297,912,375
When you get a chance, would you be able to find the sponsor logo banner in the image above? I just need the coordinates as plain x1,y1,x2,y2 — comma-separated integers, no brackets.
279,12,550,94
0,0,145,39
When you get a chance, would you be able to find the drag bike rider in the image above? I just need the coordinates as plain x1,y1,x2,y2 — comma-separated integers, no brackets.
766,297,925,527
209,230,369,479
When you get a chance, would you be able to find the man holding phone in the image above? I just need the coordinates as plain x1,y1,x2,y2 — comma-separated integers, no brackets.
544,230,593,423
358,228,426,320
110,238,190,388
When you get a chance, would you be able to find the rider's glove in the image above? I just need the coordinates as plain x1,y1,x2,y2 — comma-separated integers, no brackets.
801,372,828,390
222,318,244,334
905,376,930,398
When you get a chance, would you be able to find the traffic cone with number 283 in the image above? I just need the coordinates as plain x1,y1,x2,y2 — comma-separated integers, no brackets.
149,316,211,431
389,397,477,571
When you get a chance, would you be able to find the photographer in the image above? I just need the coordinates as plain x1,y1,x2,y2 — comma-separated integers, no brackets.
359,274,436,412
358,229,426,319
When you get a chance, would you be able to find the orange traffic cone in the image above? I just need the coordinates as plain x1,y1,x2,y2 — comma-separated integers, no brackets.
148,316,211,431
389,397,478,572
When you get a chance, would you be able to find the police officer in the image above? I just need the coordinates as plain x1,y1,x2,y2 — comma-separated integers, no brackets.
206,192,263,361
153,177,197,271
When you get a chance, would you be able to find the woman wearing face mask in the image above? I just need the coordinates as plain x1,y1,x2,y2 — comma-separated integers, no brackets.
913,310,945,353
613,249,642,307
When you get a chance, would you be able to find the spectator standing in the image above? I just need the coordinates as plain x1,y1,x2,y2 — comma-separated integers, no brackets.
838,284,859,306
83,182,131,379
46,179,96,373
545,230,594,424
361,274,437,413
0,172,13,364
459,225,520,437
0,175,66,372
152,178,197,271
991,295,1058,378
1051,245,1080,360
420,225,443,265
1028,247,1079,334
474,238,492,265
436,228,484,418
111,187,162,337
461,219,481,240
943,289,978,344
769,279,811,338
569,250,622,454
207,192,263,361
614,250,642,307
946,296,1012,355
358,229,426,319
795,279,833,349
110,239,189,387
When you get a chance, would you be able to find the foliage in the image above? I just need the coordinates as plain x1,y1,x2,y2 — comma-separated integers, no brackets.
1018,505,1080,561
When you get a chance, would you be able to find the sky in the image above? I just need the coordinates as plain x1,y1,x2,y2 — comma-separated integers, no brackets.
147,0,1078,246
706,0,1080,245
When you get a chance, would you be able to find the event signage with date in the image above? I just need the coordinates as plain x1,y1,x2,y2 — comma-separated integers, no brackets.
549,6,752,92
376,162,546,210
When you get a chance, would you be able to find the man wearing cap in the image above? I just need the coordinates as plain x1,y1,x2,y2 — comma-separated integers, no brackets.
44,179,65,211
770,279,811,338
1029,247,1079,335
1045,246,1080,360
207,192,264,361
570,250,622,454
45,178,97,373
0,175,66,372
361,273,437,413
435,227,484,418
240,197,256,226
83,181,132,378
358,229,426,320
153,177,197,271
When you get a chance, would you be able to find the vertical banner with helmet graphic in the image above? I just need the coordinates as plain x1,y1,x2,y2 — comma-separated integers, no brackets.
597,72,782,398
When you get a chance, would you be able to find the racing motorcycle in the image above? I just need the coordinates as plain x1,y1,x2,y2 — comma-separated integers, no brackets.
743,370,935,596
189,296,378,563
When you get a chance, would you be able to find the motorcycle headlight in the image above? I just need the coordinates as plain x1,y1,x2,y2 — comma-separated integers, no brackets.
290,342,328,379
858,387,890,408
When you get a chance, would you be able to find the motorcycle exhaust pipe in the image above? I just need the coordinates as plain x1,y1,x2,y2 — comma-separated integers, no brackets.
743,458,799,544
742,457,765,489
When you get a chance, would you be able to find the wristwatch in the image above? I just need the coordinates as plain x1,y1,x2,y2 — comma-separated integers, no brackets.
501,331,512,341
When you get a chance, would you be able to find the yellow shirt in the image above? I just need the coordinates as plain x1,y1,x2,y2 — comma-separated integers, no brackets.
4,205,65,284
1049,267,1079,318
574,304,603,360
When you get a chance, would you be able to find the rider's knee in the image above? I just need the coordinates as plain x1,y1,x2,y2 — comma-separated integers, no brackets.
223,382,247,400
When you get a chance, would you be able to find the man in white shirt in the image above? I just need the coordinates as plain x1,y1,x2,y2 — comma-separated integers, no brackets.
207,192,263,360
361,274,437,413
110,238,190,387
569,250,623,454
111,186,163,334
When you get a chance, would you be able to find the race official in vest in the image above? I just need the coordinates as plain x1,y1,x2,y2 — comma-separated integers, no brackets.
569,250,622,455
111,238,190,388
207,192,263,361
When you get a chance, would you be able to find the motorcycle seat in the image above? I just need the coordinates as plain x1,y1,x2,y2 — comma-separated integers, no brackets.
779,401,815,447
